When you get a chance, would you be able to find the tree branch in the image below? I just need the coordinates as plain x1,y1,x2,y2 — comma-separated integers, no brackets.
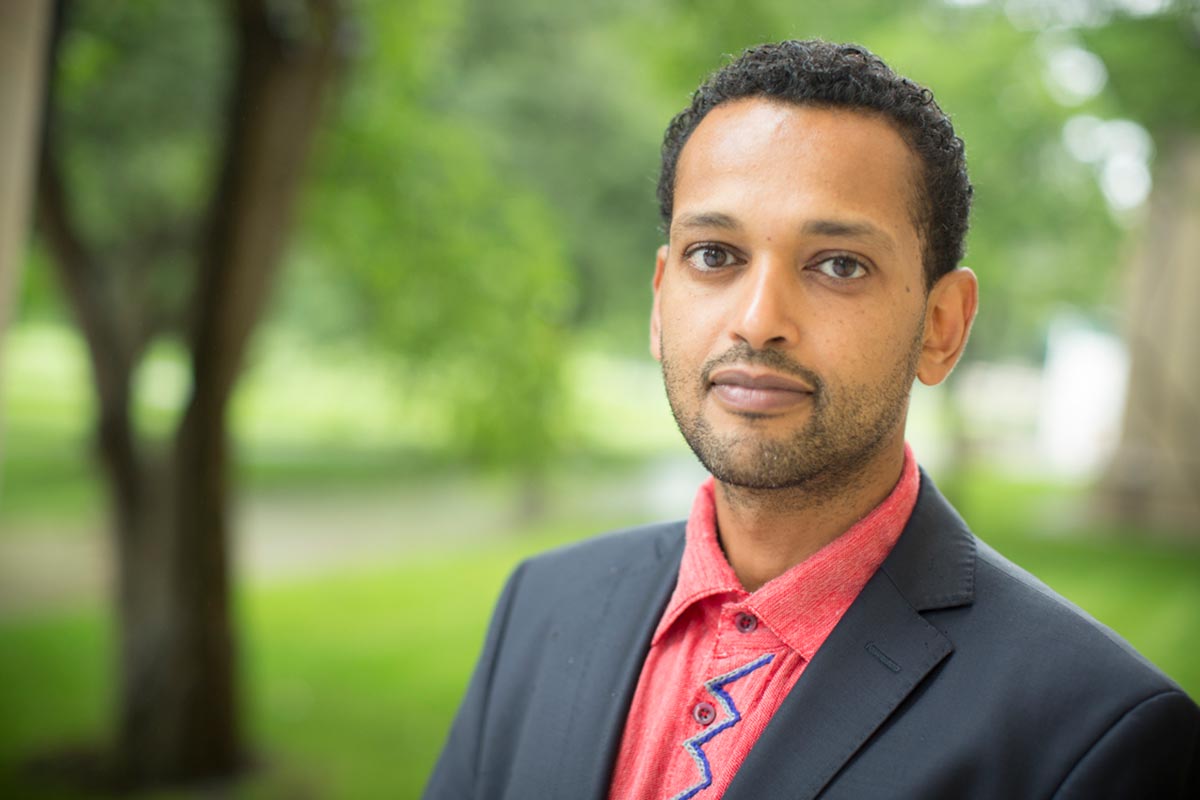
37,88,134,413
186,0,345,408
36,0,144,536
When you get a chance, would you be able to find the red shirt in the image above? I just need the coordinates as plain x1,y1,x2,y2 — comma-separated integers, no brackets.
608,445,920,800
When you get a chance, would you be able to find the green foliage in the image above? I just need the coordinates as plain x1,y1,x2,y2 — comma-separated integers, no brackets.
8,242,67,323
437,0,668,342
53,0,227,331
297,0,576,469
1083,10,1200,136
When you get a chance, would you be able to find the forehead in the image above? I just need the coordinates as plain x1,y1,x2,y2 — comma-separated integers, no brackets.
673,99,923,253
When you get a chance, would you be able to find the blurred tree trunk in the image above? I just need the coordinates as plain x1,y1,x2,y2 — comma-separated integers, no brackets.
0,1,52,473
1100,133,1200,534
37,0,344,787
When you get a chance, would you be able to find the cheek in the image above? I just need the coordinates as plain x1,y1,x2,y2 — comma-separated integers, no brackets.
810,303,919,380
660,285,721,350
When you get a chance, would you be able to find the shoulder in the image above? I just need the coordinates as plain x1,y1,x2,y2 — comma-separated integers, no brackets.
884,477,1198,794
967,543,1200,796
968,537,1180,695
897,471,1184,699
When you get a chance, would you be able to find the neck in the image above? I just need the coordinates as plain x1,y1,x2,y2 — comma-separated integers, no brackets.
713,439,907,592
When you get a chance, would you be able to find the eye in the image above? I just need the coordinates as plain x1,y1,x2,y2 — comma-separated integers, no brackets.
683,244,740,271
812,255,868,280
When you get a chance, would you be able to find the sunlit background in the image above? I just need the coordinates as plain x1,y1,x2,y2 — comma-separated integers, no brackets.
1,0,1197,796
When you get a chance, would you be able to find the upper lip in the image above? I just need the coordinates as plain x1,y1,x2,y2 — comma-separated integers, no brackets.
708,368,813,393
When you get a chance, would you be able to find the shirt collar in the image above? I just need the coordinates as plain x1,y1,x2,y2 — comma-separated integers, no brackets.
652,443,921,659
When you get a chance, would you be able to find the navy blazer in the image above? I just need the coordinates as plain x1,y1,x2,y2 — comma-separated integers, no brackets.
424,472,1200,799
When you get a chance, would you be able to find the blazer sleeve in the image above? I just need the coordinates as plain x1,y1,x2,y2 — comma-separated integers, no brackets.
422,560,529,800
1052,688,1200,799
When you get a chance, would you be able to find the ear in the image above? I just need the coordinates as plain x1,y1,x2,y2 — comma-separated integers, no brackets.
917,267,978,386
650,244,668,362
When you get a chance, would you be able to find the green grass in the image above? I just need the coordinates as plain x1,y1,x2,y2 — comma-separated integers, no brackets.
238,540,567,799
1,480,1198,798
0,525,575,798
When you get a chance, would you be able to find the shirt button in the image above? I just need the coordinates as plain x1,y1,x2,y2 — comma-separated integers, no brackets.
693,701,716,726
734,612,758,633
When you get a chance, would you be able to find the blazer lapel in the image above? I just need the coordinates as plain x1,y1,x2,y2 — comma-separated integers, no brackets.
724,471,976,800
548,522,685,800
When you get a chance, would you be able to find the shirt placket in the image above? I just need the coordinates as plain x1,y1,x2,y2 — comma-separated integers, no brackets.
669,602,780,798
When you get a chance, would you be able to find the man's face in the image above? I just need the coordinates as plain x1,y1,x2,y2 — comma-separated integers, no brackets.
652,99,931,493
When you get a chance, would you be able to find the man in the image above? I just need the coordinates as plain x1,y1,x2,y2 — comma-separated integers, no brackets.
424,40,1199,799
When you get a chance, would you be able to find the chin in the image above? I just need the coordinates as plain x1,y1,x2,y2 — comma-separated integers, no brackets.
693,441,819,490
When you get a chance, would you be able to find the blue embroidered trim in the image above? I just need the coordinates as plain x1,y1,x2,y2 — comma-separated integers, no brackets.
669,652,775,800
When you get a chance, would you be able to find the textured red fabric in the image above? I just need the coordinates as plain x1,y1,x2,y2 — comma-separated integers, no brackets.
608,444,920,800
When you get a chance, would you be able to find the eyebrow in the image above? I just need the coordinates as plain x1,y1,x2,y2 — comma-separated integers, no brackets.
801,218,896,252
671,211,742,235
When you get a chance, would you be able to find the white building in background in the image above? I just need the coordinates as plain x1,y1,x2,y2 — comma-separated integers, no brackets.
920,310,1129,481
1037,313,1129,479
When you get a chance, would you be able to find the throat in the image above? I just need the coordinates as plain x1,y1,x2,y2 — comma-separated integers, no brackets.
714,485,853,591
712,456,901,591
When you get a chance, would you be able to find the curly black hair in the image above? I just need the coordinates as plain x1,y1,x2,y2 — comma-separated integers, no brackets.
657,40,972,288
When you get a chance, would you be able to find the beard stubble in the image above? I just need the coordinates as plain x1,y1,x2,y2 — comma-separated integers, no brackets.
660,329,922,499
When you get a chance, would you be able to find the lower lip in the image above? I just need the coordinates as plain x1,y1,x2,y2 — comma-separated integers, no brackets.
710,383,813,413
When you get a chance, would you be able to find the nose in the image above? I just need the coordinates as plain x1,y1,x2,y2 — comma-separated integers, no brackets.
729,257,800,350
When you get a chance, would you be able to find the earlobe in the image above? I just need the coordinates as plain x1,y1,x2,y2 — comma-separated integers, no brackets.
917,267,978,386
650,245,668,361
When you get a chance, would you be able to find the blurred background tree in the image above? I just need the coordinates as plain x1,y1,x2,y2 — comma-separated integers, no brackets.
1,0,1196,796
1083,12,1200,528
35,0,347,786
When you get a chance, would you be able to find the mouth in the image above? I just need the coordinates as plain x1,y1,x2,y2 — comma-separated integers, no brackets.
707,368,815,414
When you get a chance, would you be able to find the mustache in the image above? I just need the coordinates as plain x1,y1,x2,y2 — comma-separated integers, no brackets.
700,344,824,394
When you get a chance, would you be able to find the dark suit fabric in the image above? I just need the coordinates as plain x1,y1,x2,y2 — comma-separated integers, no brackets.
424,472,1200,799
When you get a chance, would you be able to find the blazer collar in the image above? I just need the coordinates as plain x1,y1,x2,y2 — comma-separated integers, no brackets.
880,468,976,612
723,469,976,800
